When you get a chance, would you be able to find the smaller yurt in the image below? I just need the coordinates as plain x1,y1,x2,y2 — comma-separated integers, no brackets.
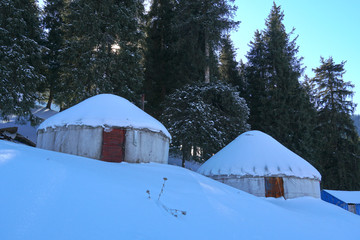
37,94,171,164
197,130,321,199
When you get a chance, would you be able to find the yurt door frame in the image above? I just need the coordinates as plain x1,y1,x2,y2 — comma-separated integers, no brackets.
348,204,356,214
265,177,284,198
101,128,126,162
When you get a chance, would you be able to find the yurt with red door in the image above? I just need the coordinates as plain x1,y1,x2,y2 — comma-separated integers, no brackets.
197,130,321,199
36,94,170,164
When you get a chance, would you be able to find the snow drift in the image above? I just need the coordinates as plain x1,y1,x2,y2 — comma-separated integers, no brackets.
0,140,359,240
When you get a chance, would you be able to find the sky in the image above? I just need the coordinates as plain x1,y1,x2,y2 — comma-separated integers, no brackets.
231,0,360,113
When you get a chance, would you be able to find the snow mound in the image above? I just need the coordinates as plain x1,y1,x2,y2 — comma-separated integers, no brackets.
37,94,170,138
0,140,359,240
197,130,321,180
324,190,360,204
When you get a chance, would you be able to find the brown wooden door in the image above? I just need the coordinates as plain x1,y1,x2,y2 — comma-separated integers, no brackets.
265,177,284,198
101,129,126,162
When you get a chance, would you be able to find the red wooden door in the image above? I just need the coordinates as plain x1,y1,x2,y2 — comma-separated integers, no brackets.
265,177,284,198
101,129,126,162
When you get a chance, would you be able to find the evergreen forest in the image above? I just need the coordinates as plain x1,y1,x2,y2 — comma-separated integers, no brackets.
1,0,359,190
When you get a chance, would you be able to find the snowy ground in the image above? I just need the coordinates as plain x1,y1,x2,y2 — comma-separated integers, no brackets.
1,140,359,240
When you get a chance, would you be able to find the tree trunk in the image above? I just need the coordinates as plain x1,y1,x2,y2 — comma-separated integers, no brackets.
141,94,145,110
46,89,53,109
182,144,191,168
204,32,210,83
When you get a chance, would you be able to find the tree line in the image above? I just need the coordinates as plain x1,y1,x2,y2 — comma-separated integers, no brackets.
1,0,359,190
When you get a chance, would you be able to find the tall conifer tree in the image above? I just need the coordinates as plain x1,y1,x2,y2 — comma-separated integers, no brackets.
175,0,238,83
219,35,241,87
144,0,238,116
310,57,360,190
244,30,268,131
144,0,177,117
147,0,244,163
0,0,44,117
42,0,66,109
59,0,144,108
244,3,314,161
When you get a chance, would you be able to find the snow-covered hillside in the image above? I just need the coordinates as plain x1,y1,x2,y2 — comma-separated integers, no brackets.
1,140,359,240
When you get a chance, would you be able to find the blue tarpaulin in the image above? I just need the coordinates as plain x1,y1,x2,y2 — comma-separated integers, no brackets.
321,190,360,215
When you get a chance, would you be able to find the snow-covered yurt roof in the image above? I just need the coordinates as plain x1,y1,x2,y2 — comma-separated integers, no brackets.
197,130,321,180
37,94,171,138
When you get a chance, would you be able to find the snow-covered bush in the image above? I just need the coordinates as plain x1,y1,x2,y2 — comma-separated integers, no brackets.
161,82,250,165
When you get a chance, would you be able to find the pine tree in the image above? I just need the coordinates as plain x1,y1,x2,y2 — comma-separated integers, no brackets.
244,3,314,161
262,3,304,146
244,30,268,131
161,82,250,166
352,114,360,135
144,0,177,117
42,0,66,109
144,0,238,116
59,0,144,108
237,59,246,93
175,0,238,83
310,57,360,190
0,0,45,117
219,35,241,87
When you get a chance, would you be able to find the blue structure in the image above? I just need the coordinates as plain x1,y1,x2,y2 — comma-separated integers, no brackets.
321,190,360,215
